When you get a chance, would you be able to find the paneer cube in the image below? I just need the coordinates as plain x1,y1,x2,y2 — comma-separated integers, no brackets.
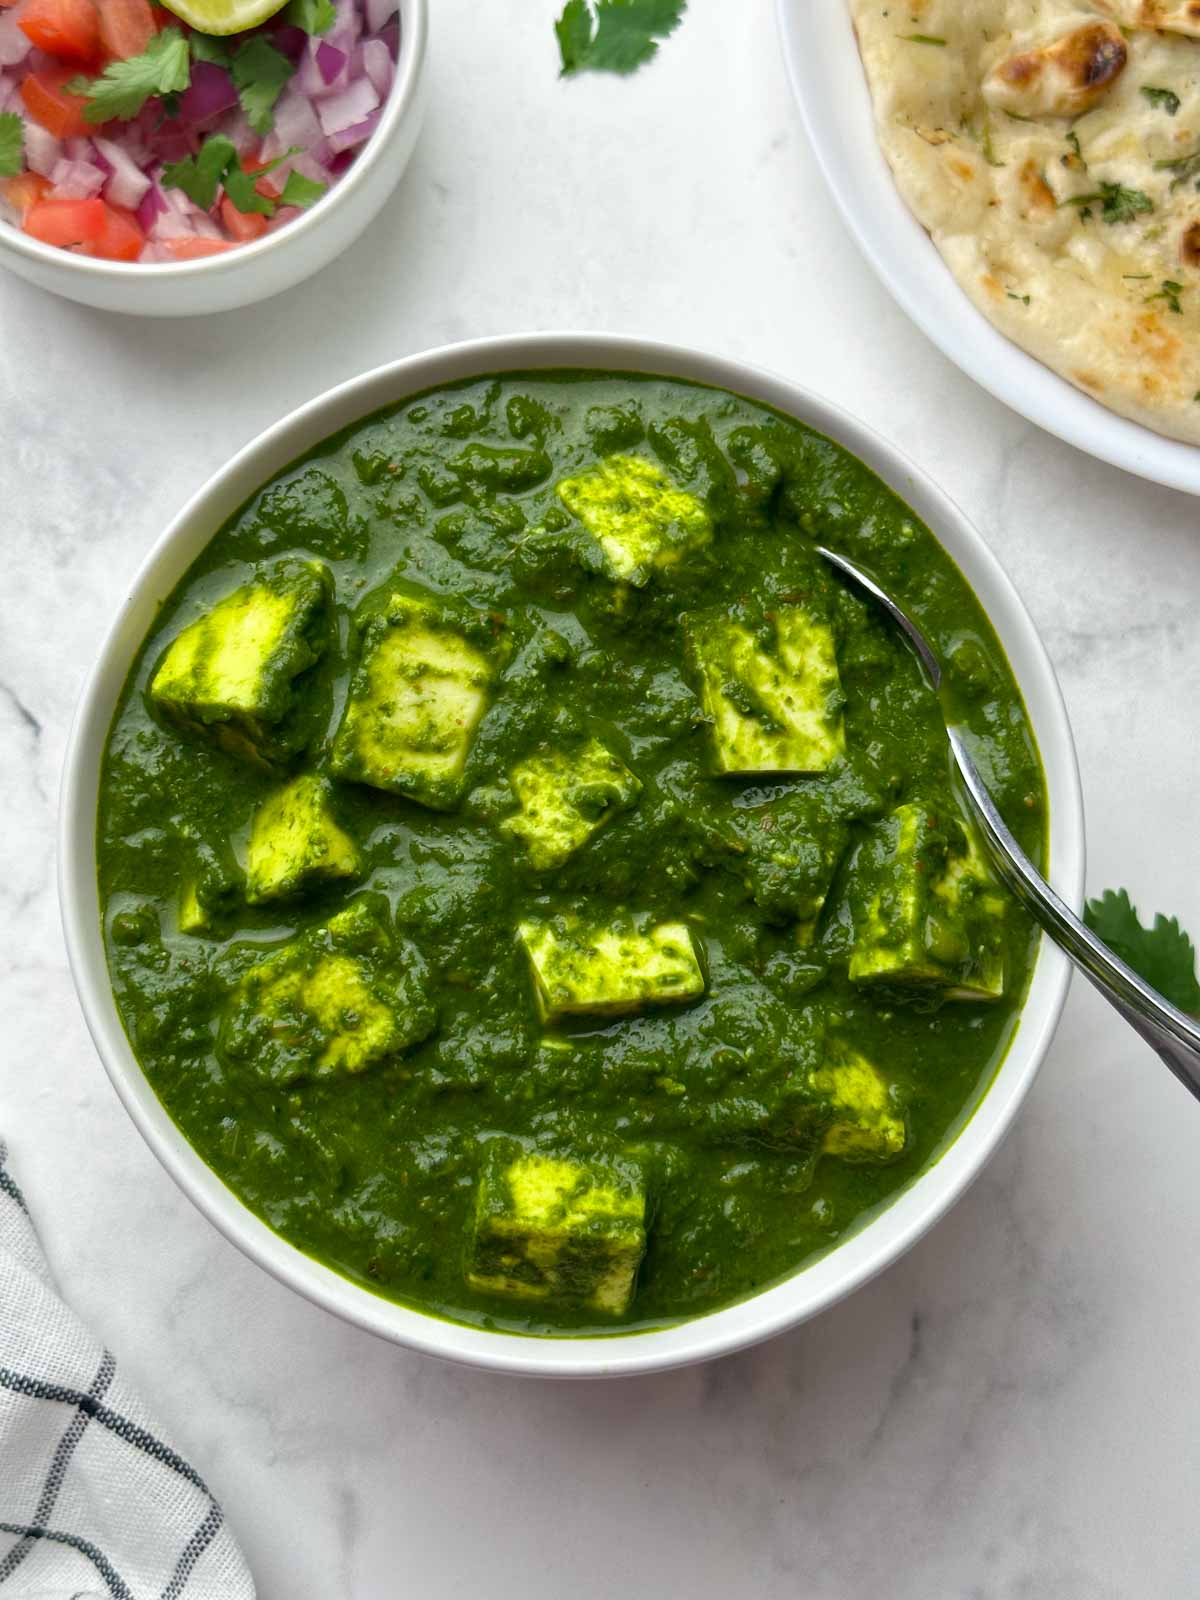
556,454,712,585
219,899,435,1085
809,1045,907,1162
518,914,706,1023
849,802,1006,1001
331,589,501,811
684,604,845,775
502,739,642,870
150,560,329,765
466,1142,647,1316
245,774,361,904
177,831,241,936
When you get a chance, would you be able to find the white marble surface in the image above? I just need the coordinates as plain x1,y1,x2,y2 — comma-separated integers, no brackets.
3,2,1200,1594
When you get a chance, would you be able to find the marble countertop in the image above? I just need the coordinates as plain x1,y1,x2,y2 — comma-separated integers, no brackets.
3,1,1199,1594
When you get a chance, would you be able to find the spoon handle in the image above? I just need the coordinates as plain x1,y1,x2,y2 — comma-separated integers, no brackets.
947,727,1200,1103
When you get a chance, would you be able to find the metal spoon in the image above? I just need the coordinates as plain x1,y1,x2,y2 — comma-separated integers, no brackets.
817,544,1200,1104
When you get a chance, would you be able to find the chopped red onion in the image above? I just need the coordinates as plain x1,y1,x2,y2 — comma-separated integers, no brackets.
179,62,238,125
364,0,397,38
315,40,346,85
361,38,392,100
135,182,166,232
271,23,307,60
326,108,378,155
316,75,377,137
22,121,61,177
94,135,151,210
0,15,32,70
49,158,106,200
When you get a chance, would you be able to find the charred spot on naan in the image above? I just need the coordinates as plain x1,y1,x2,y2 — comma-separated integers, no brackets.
1095,0,1200,38
983,22,1127,118
1181,219,1200,269
1015,158,1058,216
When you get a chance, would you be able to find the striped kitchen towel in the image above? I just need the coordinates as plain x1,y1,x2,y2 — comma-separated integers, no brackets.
0,1141,255,1599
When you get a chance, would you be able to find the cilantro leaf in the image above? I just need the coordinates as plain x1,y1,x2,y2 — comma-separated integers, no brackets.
163,134,237,210
1146,277,1184,313
0,112,24,179
190,32,233,67
284,0,335,35
555,0,686,77
1061,179,1153,224
1141,85,1181,115
69,26,191,124
1154,145,1200,191
164,134,301,216
232,37,294,136
1084,889,1200,1014
555,0,595,71
279,169,327,208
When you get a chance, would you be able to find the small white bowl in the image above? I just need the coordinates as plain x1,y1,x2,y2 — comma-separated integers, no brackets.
777,0,1200,497
58,333,1085,1377
0,0,427,316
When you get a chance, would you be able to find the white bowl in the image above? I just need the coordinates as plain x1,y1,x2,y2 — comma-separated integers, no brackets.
0,0,427,316
58,333,1085,1377
776,0,1200,497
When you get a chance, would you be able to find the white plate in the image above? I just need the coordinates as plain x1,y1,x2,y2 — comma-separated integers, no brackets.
776,0,1200,497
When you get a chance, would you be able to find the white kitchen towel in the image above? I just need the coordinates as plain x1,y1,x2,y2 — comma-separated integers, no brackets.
0,1140,255,1599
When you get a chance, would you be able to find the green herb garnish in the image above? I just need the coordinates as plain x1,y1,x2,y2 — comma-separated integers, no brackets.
1061,179,1153,224
1141,85,1181,115
284,0,335,34
1154,146,1200,191
899,33,946,44
231,37,294,136
1006,291,1030,305
68,26,191,123
163,134,298,215
1084,890,1200,1014
278,169,327,208
189,32,232,67
555,0,686,77
0,111,24,179
1146,277,1185,313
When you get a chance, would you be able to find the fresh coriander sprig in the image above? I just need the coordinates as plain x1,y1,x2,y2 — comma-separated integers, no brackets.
1141,85,1181,115
556,0,686,77
163,134,323,216
231,38,294,136
68,26,190,123
1145,277,1185,313
1084,890,1200,1014
1060,179,1153,224
0,112,24,179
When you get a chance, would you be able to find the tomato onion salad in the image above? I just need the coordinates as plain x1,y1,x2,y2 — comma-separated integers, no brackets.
0,0,399,262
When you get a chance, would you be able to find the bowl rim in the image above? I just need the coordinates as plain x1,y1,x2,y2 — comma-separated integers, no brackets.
774,0,1200,497
0,0,427,282
58,332,1085,1379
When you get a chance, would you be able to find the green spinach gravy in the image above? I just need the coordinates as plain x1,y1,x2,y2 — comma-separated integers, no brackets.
97,372,1046,1336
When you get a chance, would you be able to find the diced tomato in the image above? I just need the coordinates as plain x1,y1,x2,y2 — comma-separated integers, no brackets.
241,158,281,202
21,68,95,139
85,202,144,260
23,196,106,248
1,173,52,219
147,2,171,27
23,195,145,258
160,237,236,260
19,0,101,64
96,0,152,59
219,195,268,241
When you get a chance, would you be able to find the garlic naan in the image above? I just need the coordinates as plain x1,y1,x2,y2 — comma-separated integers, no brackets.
849,1,1200,444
